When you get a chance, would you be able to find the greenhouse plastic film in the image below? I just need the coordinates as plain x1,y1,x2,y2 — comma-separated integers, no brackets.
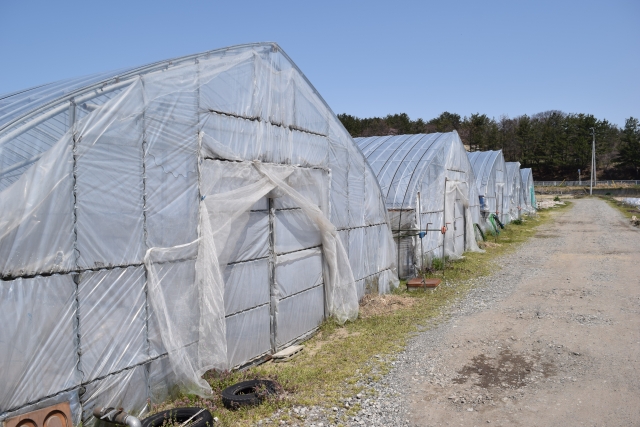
0,135,75,278
356,132,481,278
75,81,146,269
223,259,270,316
275,248,323,298
78,266,148,382
80,365,149,422
0,275,80,411
0,43,398,420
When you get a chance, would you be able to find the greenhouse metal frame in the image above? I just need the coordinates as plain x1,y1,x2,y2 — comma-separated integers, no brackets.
356,132,482,279
467,150,508,231
0,43,398,425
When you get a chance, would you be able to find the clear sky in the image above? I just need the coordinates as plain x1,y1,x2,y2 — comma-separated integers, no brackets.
1,0,638,126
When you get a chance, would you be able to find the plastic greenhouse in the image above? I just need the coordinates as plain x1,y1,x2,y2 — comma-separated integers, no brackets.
355,132,482,279
505,162,523,220
520,168,537,213
0,43,399,425
467,150,508,231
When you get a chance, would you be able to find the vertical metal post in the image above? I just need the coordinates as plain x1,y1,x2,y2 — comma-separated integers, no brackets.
442,178,447,278
590,127,595,195
268,197,277,353
417,191,424,278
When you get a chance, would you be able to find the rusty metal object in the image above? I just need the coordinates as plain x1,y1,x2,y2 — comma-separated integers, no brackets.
4,402,72,427
406,277,441,290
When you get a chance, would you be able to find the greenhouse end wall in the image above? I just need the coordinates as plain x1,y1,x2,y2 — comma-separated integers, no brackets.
356,132,482,279
0,43,398,425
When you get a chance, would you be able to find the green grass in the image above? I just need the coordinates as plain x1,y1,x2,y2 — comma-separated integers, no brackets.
152,203,571,426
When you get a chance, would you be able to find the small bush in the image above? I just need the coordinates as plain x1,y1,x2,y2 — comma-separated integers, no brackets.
512,218,523,225
553,196,560,202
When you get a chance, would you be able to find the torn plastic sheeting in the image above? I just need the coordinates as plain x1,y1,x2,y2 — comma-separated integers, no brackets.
143,160,358,398
253,161,359,324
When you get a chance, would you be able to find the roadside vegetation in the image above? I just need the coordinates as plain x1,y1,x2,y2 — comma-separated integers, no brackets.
600,195,640,222
153,203,571,426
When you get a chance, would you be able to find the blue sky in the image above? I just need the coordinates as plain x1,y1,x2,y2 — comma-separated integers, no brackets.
1,0,638,126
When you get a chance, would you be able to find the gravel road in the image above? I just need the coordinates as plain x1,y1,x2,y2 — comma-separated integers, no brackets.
264,198,640,427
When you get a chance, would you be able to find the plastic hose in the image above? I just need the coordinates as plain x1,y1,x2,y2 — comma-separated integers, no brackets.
488,215,499,235
474,223,486,241
492,214,505,229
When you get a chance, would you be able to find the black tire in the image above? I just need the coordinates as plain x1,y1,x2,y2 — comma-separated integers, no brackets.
141,407,213,427
221,379,279,410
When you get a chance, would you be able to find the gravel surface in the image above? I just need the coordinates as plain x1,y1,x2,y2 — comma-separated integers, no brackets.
256,198,640,426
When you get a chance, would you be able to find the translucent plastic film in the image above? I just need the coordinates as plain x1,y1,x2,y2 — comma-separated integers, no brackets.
0,43,397,420
356,132,482,278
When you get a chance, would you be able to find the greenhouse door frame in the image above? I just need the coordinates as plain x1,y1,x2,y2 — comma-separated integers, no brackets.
265,169,330,354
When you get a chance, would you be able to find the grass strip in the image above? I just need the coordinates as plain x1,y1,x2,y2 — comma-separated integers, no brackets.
599,195,640,221
152,203,571,426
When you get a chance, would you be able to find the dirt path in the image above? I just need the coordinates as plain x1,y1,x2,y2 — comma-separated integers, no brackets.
405,198,640,426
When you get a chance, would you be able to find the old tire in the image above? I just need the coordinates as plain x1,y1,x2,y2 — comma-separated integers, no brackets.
221,379,279,410
141,407,213,427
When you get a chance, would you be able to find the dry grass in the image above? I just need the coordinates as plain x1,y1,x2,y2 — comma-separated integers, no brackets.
358,294,417,318
150,203,571,426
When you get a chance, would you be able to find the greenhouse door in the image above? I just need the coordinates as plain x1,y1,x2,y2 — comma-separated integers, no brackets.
216,161,329,368
453,193,465,256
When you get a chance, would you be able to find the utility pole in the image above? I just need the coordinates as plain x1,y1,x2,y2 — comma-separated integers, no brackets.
590,128,596,195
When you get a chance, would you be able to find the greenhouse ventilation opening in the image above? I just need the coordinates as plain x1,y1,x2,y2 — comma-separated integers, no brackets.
0,43,399,425
467,150,508,231
355,132,482,280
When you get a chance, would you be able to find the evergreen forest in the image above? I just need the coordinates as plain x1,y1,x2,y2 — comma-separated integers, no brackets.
338,112,640,180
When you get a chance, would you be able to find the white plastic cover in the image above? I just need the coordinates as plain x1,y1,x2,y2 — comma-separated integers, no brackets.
520,168,537,213
0,43,397,423
467,150,508,230
356,132,481,279
505,162,523,220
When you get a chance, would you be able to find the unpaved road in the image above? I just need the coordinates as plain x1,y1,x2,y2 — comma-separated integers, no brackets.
278,198,640,427
404,198,640,426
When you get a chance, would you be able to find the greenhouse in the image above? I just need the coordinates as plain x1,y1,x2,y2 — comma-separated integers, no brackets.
520,168,537,213
0,43,398,425
467,150,508,231
505,162,524,220
355,132,482,279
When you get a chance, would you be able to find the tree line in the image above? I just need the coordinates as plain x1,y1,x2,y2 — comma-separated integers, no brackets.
338,112,640,180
